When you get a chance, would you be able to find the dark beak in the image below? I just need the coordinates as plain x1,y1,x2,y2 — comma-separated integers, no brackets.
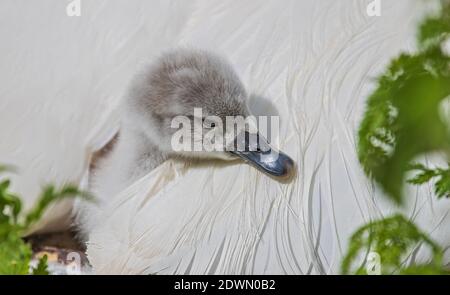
228,131,295,178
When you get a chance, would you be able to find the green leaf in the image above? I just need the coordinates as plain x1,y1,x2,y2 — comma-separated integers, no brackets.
357,6,450,204
341,215,445,275
418,1,450,49
435,168,450,198
0,231,32,275
24,185,92,229
32,255,49,275
0,167,88,275
409,164,450,198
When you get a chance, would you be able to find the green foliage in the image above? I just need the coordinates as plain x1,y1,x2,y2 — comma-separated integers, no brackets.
418,1,450,49
343,1,450,275
409,163,450,198
357,3,450,204
32,255,49,275
0,227,33,275
0,166,89,275
341,215,446,275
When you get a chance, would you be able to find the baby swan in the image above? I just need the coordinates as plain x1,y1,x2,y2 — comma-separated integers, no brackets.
75,49,294,239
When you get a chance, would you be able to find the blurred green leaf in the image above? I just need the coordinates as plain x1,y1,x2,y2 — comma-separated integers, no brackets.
345,1,450,275
358,6,450,204
409,163,450,198
0,230,32,275
419,0,450,49
341,215,446,275
32,255,49,275
0,166,89,274
24,185,92,229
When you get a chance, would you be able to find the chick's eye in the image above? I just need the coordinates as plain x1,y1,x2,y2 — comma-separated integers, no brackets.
202,118,216,128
